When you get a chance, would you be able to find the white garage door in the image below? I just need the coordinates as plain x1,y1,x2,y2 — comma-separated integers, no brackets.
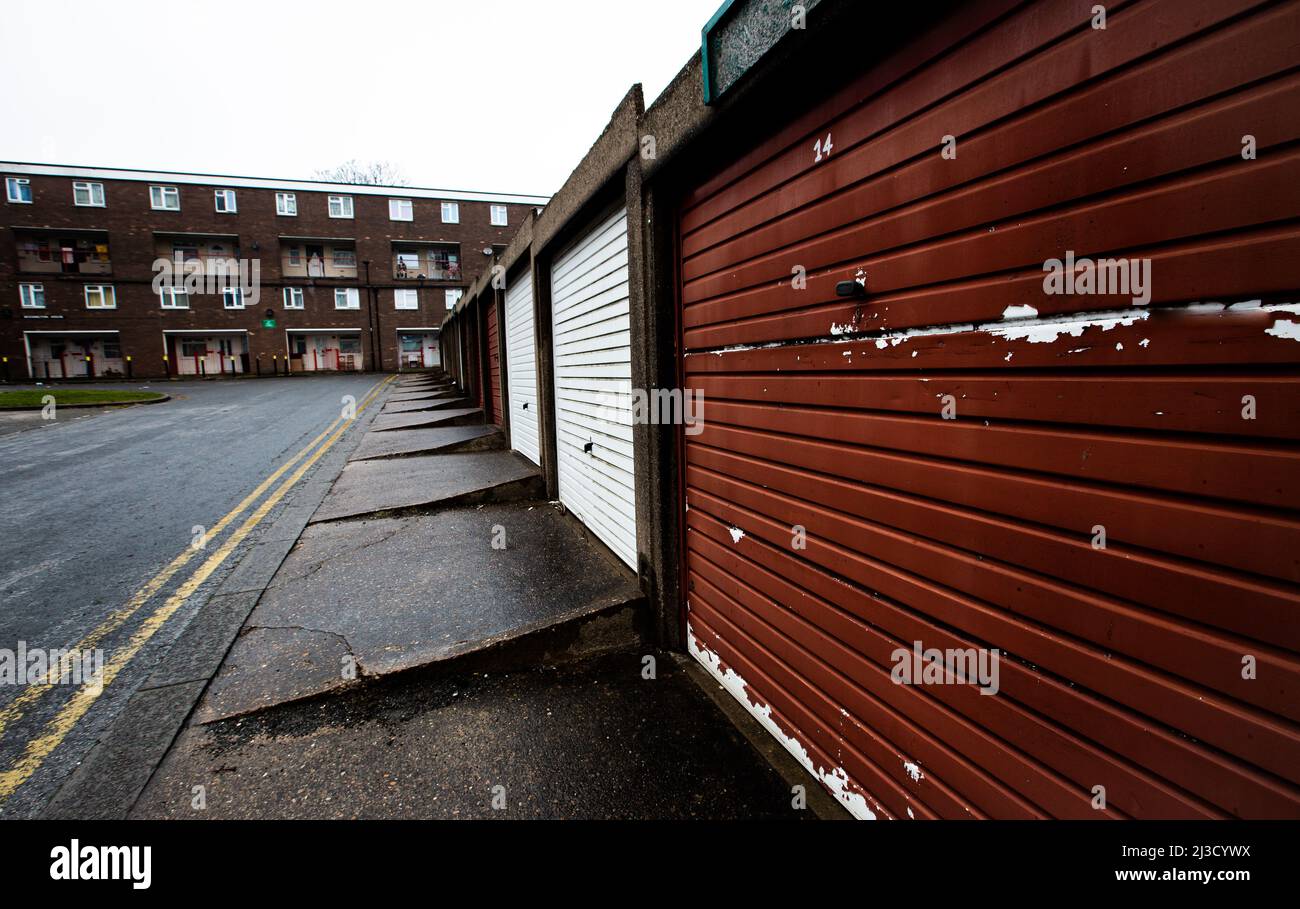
550,206,637,568
504,269,540,465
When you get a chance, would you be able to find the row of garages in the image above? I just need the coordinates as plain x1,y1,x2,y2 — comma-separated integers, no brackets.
439,0,1300,819
19,328,440,378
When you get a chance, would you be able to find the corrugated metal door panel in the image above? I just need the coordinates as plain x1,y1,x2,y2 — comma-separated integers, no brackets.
487,300,502,426
505,271,540,464
552,206,637,568
678,0,1300,819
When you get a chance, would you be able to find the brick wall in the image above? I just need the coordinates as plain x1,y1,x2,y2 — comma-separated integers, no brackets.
0,170,539,378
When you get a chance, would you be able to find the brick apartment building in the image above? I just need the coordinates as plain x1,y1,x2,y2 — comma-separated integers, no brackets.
0,162,547,379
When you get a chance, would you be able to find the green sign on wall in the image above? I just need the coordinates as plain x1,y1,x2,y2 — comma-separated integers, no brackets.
262,319,276,329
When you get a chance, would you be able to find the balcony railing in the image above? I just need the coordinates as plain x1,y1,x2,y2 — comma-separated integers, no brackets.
18,243,112,275
394,259,461,281
281,253,358,278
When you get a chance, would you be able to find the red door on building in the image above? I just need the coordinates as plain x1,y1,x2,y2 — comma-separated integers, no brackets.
678,0,1300,819
486,297,503,426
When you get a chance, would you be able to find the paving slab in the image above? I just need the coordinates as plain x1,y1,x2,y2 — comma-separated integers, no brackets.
397,378,451,389
197,502,642,721
382,399,460,414
350,425,502,461
388,389,459,402
309,450,541,523
133,651,806,820
369,408,483,432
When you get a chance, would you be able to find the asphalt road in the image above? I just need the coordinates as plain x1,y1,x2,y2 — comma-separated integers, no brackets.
0,374,384,818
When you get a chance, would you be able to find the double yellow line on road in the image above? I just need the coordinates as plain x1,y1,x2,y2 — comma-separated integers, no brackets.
0,375,393,802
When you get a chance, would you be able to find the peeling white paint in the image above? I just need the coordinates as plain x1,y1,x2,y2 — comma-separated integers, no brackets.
728,526,745,544
1001,304,1039,319
688,299,1296,358
1266,319,1300,342
688,625,877,820
988,308,1150,344
1139,338,1150,348
903,760,924,782
907,806,915,819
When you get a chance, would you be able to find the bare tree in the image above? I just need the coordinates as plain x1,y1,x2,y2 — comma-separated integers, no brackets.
314,159,408,186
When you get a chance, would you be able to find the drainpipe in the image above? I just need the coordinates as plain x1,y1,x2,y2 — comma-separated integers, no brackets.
363,260,380,372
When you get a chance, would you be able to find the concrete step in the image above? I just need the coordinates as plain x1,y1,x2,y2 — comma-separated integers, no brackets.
309,450,543,523
387,389,459,403
369,408,484,432
350,425,504,461
192,502,646,723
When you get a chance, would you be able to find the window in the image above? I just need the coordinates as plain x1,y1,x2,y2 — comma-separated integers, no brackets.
159,286,189,309
334,288,360,310
339,337,361,354
395,289,419,310
276,192,297,216
180,339,207,358
283,287,304,310
286,245,302,266
6,177,32,203
440,202,459,223
19,283,45,308
222,287,244,309
73,181,105,207
445,288,462,310
103,341,122,359
389,199,413,221
150,185,180,210
490,205,508,226
328,195,353,218
214,189,237,213
332,248,357,268
85,285,116,309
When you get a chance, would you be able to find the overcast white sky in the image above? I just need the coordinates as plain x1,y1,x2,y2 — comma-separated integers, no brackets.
0,0,721,196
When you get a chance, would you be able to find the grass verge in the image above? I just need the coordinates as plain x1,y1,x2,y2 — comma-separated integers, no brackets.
0,389,167,408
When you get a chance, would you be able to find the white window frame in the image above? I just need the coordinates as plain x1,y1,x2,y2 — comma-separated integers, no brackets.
283,287,304,310
276,192,297,216
334,287,360,310
394,289,419,310
222,287,245,309
84,285,116,309
159,286,190,309
214,189,237,213
490,204,508,226
445,288,462,310
440,201,459,224
389,198,414,221
6,177,32,203
73,181,105,207
19,283,45,309
328,195,354,218
150,185,180,210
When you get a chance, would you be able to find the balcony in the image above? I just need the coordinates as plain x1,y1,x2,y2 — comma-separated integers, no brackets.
393,244,460,281
16,230,111,276
281,240,358,279
153,234,240,277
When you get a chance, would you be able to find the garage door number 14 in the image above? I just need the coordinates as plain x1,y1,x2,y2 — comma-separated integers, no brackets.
814,132,834,163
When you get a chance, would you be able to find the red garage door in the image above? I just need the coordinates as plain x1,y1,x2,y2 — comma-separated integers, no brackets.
487,297,503,426
679,0,1300,819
